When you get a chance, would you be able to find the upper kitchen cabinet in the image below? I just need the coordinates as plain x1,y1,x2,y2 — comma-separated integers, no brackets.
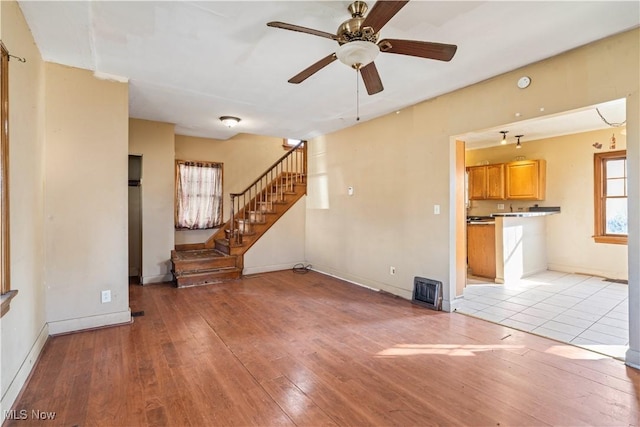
468,164,505,200
505,160,546,200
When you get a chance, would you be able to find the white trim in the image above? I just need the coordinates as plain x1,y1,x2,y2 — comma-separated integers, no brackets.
0,323,49,423
444,296,465,313
243,262,306,276
311,268,381,293
141,274,172,285
625,348,640,370
47,309,131,335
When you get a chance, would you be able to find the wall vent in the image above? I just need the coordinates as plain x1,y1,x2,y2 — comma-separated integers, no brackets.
412,277,443,311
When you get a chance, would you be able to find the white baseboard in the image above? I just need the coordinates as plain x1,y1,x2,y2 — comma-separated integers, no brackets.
626,348,640,370
310,267,383,293
445,296,465,313
141,274,172,284
47,309,131,335
547,263,628,280
0,323,49,423
243,262,307,276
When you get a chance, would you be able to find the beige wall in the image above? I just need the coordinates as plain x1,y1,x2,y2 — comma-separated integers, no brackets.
466,128,628,279
0,0,47,416
43,63,130,333
174,133,284,244
244,197,307,274
129,119,175,283
306,29,639,307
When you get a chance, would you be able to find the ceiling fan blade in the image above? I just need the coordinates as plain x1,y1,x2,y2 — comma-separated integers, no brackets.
361,1,409,32
288,53,337,84
378,39,457,62
267,21,337,41
360,62,384,95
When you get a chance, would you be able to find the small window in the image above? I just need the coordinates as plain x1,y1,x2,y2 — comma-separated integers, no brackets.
282,138,304,150
594,150,627,244
1,41,17,317
175,160,223,230
1,41,10,296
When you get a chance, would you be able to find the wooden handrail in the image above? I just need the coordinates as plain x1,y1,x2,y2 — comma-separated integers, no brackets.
230,141,305,197
226,141,306,244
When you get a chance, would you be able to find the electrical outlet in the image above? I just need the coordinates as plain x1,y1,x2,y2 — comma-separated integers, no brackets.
434,204,440,215
497,203,505,210
101,290,111,304
389,266,396,275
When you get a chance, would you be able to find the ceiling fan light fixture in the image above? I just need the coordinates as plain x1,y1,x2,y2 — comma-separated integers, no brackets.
219,116,241,128
336,40,379,68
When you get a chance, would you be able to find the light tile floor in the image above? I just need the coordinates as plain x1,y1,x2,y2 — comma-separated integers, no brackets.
455,270,629,359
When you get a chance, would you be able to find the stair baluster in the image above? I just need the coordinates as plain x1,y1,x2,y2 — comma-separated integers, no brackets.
169,140,308,287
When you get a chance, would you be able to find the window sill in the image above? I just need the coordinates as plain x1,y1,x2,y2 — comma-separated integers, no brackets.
594,235,627,245
1,289,18,317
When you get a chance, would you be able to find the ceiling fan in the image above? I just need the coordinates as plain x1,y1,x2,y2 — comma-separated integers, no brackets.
267,0,457,95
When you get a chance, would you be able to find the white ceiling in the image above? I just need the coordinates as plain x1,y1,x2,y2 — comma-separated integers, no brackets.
460,97,628,150
18,1,639,141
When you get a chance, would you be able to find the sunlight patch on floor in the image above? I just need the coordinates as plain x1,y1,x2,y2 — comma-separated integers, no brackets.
376,343,524,357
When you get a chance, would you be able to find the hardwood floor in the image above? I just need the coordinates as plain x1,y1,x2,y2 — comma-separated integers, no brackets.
6,270,640,426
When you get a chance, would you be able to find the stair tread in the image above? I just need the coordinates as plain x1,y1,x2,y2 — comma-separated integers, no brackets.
172,248,229,261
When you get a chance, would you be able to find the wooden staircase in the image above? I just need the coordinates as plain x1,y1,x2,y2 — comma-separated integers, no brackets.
171,143,306,287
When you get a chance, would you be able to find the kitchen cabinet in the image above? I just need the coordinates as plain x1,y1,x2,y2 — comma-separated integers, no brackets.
467,164,504,200
505,160,546,200
468,160,546,201
468,166,487,200
467,223,496,279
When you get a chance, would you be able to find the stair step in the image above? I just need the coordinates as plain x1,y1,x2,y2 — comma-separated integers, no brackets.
171,249,236,272
175,267,242,288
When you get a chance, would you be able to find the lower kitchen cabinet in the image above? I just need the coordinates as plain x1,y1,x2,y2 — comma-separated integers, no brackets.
467,223,496,279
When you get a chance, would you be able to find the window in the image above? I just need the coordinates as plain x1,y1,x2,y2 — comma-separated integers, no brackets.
175,160,223,230
1,41,17,317
594,150,627,244
1,42,10,295
282,138,305,150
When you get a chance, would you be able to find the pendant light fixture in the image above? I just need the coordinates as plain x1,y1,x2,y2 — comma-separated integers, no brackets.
515,134,523,149
500,130,508,145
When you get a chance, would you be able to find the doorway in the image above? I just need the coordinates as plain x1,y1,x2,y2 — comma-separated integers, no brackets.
451,99,632,361
128,155,142,284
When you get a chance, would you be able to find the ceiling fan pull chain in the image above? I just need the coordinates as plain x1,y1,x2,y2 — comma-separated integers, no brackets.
356,68,360,121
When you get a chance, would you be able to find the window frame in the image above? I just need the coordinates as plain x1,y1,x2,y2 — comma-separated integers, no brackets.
1,41,11,295
1,41,17,317
594,149,627,245
174,160,224,230
282,138,305,151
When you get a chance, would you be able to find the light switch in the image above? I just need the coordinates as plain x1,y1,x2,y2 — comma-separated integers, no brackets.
434,204,440,215
348,186,354,196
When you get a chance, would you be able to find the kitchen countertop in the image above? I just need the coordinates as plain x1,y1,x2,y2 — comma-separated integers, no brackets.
491,211,559,217
467,216,495,225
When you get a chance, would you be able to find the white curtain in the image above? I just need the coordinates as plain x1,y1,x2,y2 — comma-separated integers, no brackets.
176,161,222,229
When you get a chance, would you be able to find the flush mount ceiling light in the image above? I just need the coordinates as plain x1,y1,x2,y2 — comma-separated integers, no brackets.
515,134,523,149
219,116,241,128
500,130,509,145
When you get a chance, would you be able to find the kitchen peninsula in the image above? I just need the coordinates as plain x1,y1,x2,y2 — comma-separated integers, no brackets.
492,211,558,283
467,211,559,283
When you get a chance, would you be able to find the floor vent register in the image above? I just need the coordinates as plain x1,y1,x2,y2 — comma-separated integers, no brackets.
412,277,443,311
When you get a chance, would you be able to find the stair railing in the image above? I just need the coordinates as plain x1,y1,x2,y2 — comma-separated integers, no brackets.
227,141,306,245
